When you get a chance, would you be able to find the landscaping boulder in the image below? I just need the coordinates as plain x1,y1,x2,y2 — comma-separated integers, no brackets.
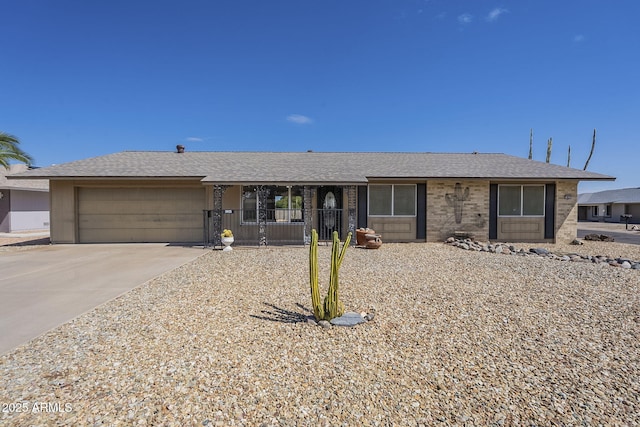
584,234,615,242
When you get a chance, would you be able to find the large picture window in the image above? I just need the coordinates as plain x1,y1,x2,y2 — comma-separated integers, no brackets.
498,185,545,217
368,184,416,216
242,186,303,223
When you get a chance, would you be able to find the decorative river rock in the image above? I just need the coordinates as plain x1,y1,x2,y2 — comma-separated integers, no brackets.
329,312,367,327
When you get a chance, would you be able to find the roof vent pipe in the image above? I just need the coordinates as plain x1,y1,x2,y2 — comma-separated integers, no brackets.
176,145,185,153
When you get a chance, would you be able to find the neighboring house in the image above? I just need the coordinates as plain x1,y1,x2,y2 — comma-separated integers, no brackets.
0,164,50,233
578,188,640,224
9,148,614,244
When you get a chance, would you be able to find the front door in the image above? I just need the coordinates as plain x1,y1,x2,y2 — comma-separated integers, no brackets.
317,186,343,240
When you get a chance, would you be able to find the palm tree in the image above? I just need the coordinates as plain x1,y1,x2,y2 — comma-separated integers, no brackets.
0,131,33,168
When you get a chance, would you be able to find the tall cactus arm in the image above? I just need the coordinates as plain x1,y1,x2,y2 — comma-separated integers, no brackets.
337,231,352,269
324,231,346,319
309,229,324,321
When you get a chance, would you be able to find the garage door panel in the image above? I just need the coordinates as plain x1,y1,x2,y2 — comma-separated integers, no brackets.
79,214,202,229
77,188,205,210
79,227,202,243
79,201,201,215
78,187,205,243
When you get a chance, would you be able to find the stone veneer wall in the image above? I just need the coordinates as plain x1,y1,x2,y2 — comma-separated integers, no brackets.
555,180,579,243
426,180,490,242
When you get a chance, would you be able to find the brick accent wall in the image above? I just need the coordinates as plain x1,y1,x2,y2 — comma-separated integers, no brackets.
426,180,490,242
555,180,579,243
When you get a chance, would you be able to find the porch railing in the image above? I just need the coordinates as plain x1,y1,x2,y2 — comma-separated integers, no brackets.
203,208,344,247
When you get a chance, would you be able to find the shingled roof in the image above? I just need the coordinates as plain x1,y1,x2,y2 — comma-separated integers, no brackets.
9,151,615,184
578,188,640,204
0,164,49,191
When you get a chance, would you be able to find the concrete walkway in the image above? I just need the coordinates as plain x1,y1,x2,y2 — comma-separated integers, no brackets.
0,231,49,238
0,244,205,355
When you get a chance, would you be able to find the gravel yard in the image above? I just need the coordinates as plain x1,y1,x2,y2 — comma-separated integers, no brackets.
1,241,639,426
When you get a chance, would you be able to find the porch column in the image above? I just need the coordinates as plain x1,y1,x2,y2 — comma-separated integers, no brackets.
257,185,270,246
303,186,317,245
346,185,357,244
212,185,230,247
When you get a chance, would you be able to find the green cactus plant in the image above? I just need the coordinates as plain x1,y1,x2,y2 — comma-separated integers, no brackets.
309,229,324,320
309,229,352,321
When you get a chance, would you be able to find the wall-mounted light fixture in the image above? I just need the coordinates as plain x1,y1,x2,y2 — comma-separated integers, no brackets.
563,194,573,200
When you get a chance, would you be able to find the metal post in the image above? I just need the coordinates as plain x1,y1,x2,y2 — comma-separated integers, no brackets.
212,185,230,248
303,186,316,245
257,185,270,246
346,185,357,244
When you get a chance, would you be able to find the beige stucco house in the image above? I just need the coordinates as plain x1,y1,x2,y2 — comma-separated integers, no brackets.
0,164,50,233
9,148,614,245
578,188,640,224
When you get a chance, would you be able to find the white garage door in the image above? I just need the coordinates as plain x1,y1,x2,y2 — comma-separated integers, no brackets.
78,187,205,243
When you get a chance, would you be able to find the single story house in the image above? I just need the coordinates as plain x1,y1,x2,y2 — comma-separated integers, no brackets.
9,148,614,245
0,164,50,233
578,188,640,224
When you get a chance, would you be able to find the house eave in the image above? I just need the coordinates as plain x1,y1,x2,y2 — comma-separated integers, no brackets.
0,186,49,192
11,176,208,181
200,180,367,186
365,176,616,181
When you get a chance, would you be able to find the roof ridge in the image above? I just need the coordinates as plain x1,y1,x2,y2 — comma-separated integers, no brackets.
119,150,511,155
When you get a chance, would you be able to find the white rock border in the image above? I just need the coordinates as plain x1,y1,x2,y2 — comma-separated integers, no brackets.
445,237,640,270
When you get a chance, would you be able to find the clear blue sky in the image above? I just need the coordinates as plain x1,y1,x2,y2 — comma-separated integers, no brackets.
2,0,638,193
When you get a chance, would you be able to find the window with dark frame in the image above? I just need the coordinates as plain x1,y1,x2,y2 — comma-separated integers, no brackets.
368,184,416,216
498,185,545,217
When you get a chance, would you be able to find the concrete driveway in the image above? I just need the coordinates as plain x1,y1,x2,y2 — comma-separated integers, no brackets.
0,244,205,355
577,221,640,245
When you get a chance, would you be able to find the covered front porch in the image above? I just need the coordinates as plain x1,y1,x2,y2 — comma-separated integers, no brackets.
202,184,358,247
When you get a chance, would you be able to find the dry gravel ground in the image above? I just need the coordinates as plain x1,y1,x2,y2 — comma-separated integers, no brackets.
1,241,639,426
